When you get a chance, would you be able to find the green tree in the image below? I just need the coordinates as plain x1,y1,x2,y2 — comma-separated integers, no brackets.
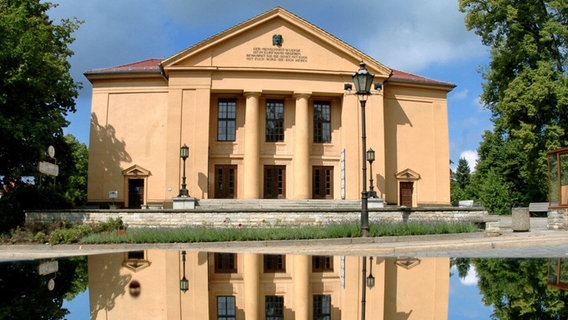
0,134,87,232
0,0,81,181
60,134,88,207
455,157,472,190
0,256,87,319
459,0,568,210
472,258,568,320
451,157,475,204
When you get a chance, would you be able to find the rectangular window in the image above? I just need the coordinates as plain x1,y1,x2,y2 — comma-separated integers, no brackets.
314,102,331,143
312,166,334,199
264,254,286,273
265,296,284,320
312,256,334,272
218,99,236,141
215,253,237,273
313,295,331,320
266,100,284,142
217,296,236,320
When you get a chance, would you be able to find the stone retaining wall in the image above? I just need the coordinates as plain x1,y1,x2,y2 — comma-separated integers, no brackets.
26,207,489,229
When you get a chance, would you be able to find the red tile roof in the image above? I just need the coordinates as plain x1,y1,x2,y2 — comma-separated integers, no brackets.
85,58,454,89
389,69,455,88
84,58,162,75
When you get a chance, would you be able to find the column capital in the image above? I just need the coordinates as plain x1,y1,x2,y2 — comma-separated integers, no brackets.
293,92,312,99
244,91,262,98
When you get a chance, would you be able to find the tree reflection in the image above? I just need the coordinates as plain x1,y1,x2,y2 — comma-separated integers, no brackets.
0,257,87,319
454,258,568,319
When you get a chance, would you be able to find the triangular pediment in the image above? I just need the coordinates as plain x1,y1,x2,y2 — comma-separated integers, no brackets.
122,164,151,177
395,168,421,181
161,7,391,79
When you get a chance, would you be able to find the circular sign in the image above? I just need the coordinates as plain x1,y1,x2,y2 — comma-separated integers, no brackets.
47,145,55,158
47,278,55,291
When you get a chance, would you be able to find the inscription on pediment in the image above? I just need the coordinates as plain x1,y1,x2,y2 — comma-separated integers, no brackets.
246,47,308,63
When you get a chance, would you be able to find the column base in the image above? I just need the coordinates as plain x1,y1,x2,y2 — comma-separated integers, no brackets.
172,197,196,209
368,198,385,208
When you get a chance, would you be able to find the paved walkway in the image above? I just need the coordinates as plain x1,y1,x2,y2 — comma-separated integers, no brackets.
1,217,567,261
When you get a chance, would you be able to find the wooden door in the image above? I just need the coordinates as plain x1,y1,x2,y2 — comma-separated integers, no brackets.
128,179,144,209
399,181,414,207
312,166,333,199
215,165,237,198
264,165,286,199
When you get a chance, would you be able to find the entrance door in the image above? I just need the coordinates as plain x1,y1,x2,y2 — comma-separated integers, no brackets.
312,166,333,199
128,179,144,209
399,182,414,207
264,165,286,199
215,165,237,198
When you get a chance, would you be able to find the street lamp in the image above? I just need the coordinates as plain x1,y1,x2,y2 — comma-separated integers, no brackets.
180,250,189,293
350,61,376,320
352,61,375,237
178,144,189,197
367,256,375,288
367,148,377,198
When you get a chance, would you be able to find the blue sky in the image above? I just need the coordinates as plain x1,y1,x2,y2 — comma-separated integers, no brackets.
48,0,493,170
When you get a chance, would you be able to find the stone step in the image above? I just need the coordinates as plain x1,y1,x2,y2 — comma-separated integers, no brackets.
195,199,362,210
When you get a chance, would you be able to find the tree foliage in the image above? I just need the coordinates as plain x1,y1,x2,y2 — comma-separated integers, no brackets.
451,158,474,204
0,256,87,320
0,0,81,180
459,0,568,212
471,258,568,320
0,134,88,232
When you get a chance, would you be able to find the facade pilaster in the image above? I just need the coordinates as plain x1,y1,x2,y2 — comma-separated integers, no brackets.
243,92,261,198
294,93,311,199
293,254,310,320
243,253,260,319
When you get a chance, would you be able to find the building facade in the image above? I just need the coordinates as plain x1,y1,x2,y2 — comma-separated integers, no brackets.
85,7,454,208
88,250,450,320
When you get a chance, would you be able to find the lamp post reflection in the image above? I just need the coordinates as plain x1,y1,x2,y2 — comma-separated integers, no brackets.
180,250,189,293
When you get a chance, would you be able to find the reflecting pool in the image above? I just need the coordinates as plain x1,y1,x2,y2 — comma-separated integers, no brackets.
2,252,568,319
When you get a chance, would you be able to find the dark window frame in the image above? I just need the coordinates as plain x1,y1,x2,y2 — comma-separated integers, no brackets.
263,254,286,273
312,256,334,272
314,101,331,143
218,99,237,142
265,295,284,320
266,100,284,142
215,253,237,273
217,296,236,320
313,295,332,320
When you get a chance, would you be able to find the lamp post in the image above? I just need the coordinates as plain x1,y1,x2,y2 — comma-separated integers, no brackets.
352,61,375,320
352,61,374,237
178,144,189,197
367,256,375,288
367,148,377,198
180,250,189,293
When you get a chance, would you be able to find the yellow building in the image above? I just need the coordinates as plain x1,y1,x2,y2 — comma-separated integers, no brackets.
85,7,454,209
88,250,450,320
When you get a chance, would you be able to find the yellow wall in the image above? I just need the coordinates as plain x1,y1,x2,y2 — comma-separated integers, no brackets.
85,7,452,207
88,251,450,320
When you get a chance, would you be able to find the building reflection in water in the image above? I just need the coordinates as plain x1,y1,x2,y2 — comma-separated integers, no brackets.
88,250,450,319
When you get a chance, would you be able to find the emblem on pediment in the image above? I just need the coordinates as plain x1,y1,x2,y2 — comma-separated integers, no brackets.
272,34,283,46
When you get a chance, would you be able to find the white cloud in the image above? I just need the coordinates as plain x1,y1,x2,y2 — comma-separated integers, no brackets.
451,89,469,100
460,266,479,286
460,150,479,171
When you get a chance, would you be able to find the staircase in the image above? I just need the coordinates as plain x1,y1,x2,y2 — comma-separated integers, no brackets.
195,199,362,211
